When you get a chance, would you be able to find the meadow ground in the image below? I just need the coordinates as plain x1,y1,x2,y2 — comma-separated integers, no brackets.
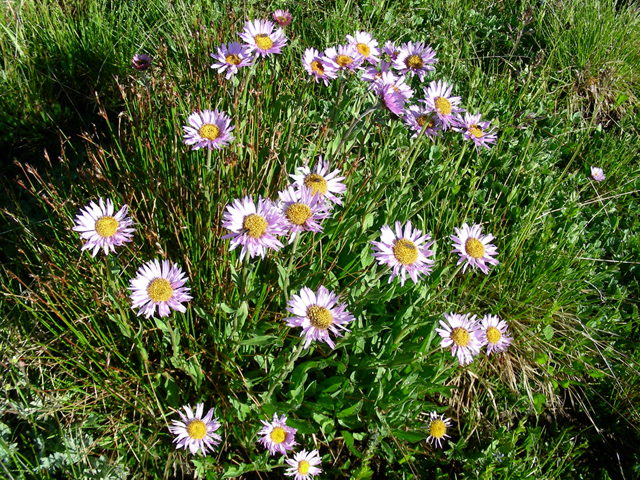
1,0,639,478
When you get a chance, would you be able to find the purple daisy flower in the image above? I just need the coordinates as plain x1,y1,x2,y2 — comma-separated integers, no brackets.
436,312,483,366
591,166,605,182
272,9,292,27
238,19,287,58
169,403,222,456
303,48,339,86
479,314,513,355
257,413,297,455
372,72,413,116
361,60,392,83
210,41,253,79
420,80,464,129
285,449,323,480
72,198,135,257
346,31,380,65
131,53,152,71
182,109,235,151
371,220,435,286
284,285,355,349
278,186,331,243
129,259,193,318
289,156,346,205
403,104,444,139
393,41,437,80
221,196,287,261
450,223,499,274
454,112,498,150
425,411,452,449
382,40,400,60
324,44,364,72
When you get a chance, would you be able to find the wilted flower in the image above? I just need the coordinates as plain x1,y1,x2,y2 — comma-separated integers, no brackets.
169,403,222,456
131,53,152,71
182,109,235,150
72,198,135,257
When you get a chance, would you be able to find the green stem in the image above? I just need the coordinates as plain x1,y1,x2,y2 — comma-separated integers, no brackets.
399,128,428,192
282,234,301,300
264,340,305,401
105,256,132,337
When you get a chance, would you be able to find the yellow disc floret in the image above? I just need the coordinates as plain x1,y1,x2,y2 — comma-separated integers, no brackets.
225,53,241,65
357,43,370,56
255,34,273,51
310,60,324,75
187,419,207,440
270,427,286,444
464,238,485,259
243,214,268,238
307,305,333,330
468,125,483,138
304,173,328,196
393,239,419,265
406,54,424,69
95,216,119,238
199,124,220,141
298,460,310,475
450,327,470,347
147,278,173,303
434,97,452,115
286,203,312,226
486,326,501,344
336,55,353,67
429,419,447,439
417,115,435,129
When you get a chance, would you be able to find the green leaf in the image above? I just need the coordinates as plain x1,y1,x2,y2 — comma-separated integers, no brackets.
392,430,427,443
543,325,554,341
237,335,281,347
342,430,365,458
534,352,548,365
337,399,363,418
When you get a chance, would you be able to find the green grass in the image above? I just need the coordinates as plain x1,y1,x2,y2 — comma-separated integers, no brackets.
1,0,640,478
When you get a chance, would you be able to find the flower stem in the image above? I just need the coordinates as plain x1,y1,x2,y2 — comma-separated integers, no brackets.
264,339,305,401
282,234,301,301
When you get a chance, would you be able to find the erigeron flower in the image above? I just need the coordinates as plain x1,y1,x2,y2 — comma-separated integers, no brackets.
278,186,331,243
182,109,235,150
221,196,287,260
169,403,222,456
372,71,413,116
346,31,380,65
290,156,346,205
371,220,435,286
420,80,464,129
450,223,499,274
131,53,152,71
129,259,193,318
425,411,452,448
591,166,605,182
324,44,364,71
454,112,498,150
479,314,513,355
72,198,135,257
303,48,339,86
238,19,287,58
393,41,437,81
285,449,323,480
361,61,392,83
436,312,483,366
272,9,292,27
284,285,355,349
257,413,297,455
403,104,444,139
210,41,253,79
382,40,400,60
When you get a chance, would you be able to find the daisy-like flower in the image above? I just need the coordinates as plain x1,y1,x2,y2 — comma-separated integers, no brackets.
372,72,413,116
169,403,222,456
591,166,605,182
393,41,437,81
450,223,499,274
324,44,364,72
272,9,292,27
278,186,331,243
284,285,355,349
479,314,513,355
238,19,287,58
72,198,135,257
221,196,287,261
403,104,444,139
131,53,152,71
420,80,464,129
289,156,346,205
346,31,380,65
303,48,339,86
382,40,400,60
361,61,392,83
371,220,435,287
425,411,452,448
436,312,483,366
454,112,498,150
129,259,193,318
257,413,297,455
182,109,235,151
210,41,253,79
285,449,323,480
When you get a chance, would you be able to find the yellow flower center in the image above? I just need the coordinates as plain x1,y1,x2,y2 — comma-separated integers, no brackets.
392,239,419,265
255,34,273,51
243,214,268,238
464,238,485,259
450,327,470,347
468,125,483,138
225,53,241,65
199,124,220,141
417,115,435,129
336,55,353,67
357,43,370,56
147,278,173,303
186,419,207,440
285,203,312,226
94,216,119,238
298,460,310,475
270,427,286,444
303,173,328,195
310,60,324,75
434,97,452,115
429,419,447,439
277,16,288,23
486,326,501,344
406,54,424,69
307,305,333,330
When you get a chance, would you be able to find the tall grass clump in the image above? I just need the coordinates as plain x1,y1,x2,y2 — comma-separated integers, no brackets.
1,0,640,478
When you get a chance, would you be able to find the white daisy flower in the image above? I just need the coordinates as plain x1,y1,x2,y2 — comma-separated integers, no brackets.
590,166,605,182
238,19,287,58
479,314,513,355
420,80,464,129
425,411,452,448
278,186,331,243
210,41,253,79
436,312,483,366
450,223,499,274
285,449,323,480
289,156,346,205
257,413,297,455
72,198,135,257
169,403,222,456
346,31,381,64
